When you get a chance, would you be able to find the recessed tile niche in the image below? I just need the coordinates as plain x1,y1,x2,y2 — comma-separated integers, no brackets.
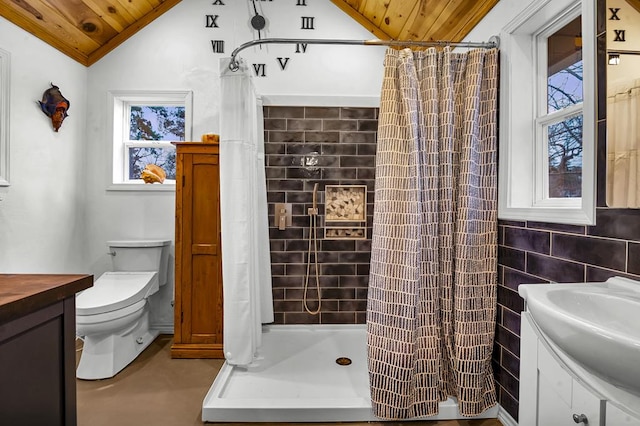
324,185,367,240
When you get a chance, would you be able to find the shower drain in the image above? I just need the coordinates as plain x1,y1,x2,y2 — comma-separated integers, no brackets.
335,357,352,366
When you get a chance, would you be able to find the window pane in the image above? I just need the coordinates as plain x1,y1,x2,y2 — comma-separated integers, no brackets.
547,16,583,113
548,114,582,198
129,106,185,141
128,147,176,180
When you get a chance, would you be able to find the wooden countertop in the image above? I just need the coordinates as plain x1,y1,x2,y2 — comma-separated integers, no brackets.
0,274,93,324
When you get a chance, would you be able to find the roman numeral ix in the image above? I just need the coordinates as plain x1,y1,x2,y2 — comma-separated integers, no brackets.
206,15,219,28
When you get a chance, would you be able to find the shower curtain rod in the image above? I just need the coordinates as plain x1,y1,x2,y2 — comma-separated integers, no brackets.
228,36,500,71
608,49,640,56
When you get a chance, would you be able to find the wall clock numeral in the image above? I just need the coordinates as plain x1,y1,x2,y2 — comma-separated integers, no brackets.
301,16,315,30
295,43,308,53
614,29,626,42
206,15,220,28
609,7,621,20
212,0,225,5
253,64,267,77
211,40,225,53
277,57,290,70
296,0,307,5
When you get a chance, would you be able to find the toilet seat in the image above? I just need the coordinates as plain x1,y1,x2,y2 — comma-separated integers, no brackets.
76,271,158,316
76,299,146,326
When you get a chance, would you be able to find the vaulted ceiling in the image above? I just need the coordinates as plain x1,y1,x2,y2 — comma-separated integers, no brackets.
0,0,499,67
329,0,499,45
0,0,181,66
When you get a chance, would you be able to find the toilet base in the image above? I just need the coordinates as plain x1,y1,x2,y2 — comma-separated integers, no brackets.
76,310,158,380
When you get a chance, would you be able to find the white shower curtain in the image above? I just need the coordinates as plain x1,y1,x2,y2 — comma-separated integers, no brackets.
606,78,640,208
219,58,274,366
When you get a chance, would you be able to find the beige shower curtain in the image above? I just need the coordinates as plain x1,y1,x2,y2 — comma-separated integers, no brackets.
606,79,640,208
367,47,498,419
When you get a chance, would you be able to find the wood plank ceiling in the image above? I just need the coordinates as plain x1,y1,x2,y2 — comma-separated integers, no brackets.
0,0,181,66
329,0,500,46
0,0,500,67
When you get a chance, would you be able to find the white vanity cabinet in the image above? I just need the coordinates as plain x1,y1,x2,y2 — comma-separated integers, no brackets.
607,403,640,425
519,312,605,426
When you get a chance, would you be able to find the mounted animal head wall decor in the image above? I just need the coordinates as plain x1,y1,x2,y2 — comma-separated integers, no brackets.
38,83,70,132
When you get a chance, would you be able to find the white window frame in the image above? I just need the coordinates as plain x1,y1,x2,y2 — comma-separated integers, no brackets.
108,90,192,191
0,48,10,187
534,12,584,206
499,0,596,225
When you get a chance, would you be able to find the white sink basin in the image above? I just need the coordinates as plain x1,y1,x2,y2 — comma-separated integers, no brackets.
519,277,640,395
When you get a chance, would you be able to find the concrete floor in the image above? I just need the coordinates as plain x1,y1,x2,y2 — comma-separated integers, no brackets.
76,334,503,426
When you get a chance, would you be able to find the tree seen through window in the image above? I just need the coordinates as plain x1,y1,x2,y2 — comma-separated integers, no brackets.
128,106,185,180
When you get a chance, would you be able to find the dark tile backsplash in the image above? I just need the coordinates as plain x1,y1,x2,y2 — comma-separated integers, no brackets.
264,106,378,325
496,208,640,420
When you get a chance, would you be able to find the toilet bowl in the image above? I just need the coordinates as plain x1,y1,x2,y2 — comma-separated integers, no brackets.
76,239,170,380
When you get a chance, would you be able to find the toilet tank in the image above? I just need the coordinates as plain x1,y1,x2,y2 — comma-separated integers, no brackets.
107,240,171,286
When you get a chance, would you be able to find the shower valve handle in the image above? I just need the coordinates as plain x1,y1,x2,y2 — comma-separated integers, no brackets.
278,209,287,230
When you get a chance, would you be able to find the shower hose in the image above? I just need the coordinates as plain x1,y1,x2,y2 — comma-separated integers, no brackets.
303,184,322,315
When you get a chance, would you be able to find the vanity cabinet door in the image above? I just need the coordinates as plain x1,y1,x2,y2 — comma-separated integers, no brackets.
607,402,640,425
520,313,605,426
537,339,604,425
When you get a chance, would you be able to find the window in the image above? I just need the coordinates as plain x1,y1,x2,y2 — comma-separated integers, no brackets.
109,91,192,190
538,16,584,201
499,0,596,224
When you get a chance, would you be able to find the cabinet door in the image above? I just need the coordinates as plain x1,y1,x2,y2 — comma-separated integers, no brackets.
180,152,223,345
607,402,640,425
520,313,605,426
537,329,604,426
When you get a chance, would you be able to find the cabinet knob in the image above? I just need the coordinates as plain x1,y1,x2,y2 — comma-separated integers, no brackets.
573,413,588,424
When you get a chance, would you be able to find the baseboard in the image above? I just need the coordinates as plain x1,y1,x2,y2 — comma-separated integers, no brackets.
151,324,174,335
498,404,518,426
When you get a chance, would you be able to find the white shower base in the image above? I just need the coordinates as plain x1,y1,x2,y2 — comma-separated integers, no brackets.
202,324,499,423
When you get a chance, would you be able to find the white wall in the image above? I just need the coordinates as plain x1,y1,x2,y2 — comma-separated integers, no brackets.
462,0,533,44
84,1,384,331
0,17,88,273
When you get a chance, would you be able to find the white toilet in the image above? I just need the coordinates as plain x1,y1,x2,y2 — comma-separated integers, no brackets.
75,239,171,380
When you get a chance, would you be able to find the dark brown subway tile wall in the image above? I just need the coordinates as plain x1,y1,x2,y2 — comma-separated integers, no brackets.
264,106,378,325
492,2,639,420
494,211,640,419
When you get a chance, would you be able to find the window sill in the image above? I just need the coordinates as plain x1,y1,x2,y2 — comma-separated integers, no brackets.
107,183,176,192
499,205,595,225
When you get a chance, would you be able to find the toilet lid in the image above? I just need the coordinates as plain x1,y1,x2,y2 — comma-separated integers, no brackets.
76,271,157,316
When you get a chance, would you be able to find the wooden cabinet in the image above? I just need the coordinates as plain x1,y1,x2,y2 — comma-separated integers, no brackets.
171,141,224,359
0,274,93,426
